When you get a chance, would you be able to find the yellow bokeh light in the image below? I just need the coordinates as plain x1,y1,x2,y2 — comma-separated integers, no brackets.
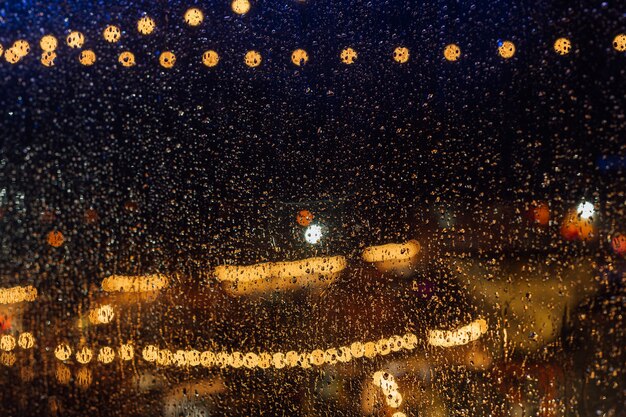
244,50,262,67
554,37,571,55
157,349,172,366
96,304,114,324
291,49,309,66
0,285,37,304
41,51,57,67
119,343,134,360
202,50,220,67
102,274,168,292
393,46,409,63
76,346,93,364
118,51,136,67
613,34,626,52
40,35,58,52
4,48,21,64
184,8,204,26
340,47,357,64
66,31,85,48
103,25,121,43
232,0,251,15
257,352,271,369
350,341,365,358
308,349,325,366
159,51,176,68
54,343,72,361
0,43,4,57
324,348,338,365
230,351,244,368
79,50,96,66
142,345,158,362
0,335,16,351
200,350,216,367
17,332,35,349
272,352,285,369
444,43,461,61
187,350,201,366
98,346,115,364
428,318,488,347
12,40,30,57
137,16,155,35
243,352,258,368
498,40,516,59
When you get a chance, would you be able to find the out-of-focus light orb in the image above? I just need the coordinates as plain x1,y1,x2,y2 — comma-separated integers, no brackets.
554,37,571,55
200,350,215,367
174,350,188,367
231,351,244,368
118,51,136,67
291,49,309,66
244,50,262,67
393,46,409,63
159,51,176,68
363,341,377,358
17,332,34,349
577,201,595,219
119,343,134,361
41,51,57,67
184,8,204,26
157,349,172,365
0,334,15,351
272,352,285,369
98,346,115,364
232,0,251,15
96,304,114,323
498,40,516,59
137,16,156,35
187,350,201,366
76,346,93,364
304,224,323,244
296,209,314,226
376,338,391,356
386,389,403,408
12,40,30,57
392,413,407,417
55,343,72,361
142,345,159,362
243,352,258,368
79,50,96,66
444,43,461,61
612,34,626,52
561,209,594,241
340,47,358,64
40,35,58,52
257,352,271,369
103,25,121,43
0,44,3,57
66,31,85,48
47,230,64,247
350,341,365,358
5,48,21,64
309,349,325,366
202,50,220,67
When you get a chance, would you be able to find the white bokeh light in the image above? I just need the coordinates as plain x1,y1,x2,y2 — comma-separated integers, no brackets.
577,201,595,219
304,224,323,244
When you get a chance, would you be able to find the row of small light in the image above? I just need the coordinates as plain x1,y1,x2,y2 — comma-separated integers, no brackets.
0,332,36,351
2,25,625,68
48,318,487,369
51,333,420,369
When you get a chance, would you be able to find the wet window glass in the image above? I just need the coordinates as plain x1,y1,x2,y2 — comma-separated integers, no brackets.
0,1,624,416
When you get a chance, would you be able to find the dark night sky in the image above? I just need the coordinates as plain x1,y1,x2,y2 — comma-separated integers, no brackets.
0,0,624,274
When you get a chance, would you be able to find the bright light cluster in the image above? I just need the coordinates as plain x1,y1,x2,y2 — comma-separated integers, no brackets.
428,318,488,347
101,274,169,293
0,285,37,304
